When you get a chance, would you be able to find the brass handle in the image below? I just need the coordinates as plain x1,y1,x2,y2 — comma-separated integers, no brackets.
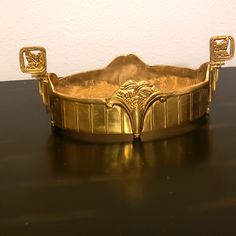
19,46,47,76
210,35,235,64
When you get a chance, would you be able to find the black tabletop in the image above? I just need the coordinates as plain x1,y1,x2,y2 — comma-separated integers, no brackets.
0,68,236,235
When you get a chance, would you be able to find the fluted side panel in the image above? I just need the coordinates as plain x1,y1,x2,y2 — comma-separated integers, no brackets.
50,99,132,134
142,87,209,132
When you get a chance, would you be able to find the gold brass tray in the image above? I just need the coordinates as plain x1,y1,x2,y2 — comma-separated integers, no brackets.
19,35,234,142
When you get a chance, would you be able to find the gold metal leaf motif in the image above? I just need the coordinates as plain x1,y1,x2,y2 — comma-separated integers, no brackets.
107,80,159,138
25,51,45,70
115,80,156,111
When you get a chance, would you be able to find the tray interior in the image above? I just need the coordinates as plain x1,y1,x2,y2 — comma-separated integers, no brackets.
53,54,208,99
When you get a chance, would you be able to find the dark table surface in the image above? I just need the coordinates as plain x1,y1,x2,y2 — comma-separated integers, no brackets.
0,68,236,235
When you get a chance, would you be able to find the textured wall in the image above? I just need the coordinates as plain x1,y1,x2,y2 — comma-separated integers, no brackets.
0,0,235,81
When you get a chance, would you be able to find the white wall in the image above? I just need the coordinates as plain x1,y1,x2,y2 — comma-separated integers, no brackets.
0,0,235,81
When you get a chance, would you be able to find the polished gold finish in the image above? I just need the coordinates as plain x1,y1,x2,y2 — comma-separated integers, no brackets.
19,35,234,142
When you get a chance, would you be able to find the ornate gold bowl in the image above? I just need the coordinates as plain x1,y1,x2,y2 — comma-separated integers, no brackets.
19,35,234,142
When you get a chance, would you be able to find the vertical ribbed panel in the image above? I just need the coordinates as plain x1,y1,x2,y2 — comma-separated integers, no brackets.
51,97,62,127
180,94,190,124
123,111,132,133
177,96,181,125
93,104,106,133
193,91,200,120
61,100,66,128
75,102,79,132
153,101,165,129
199,88,209,116
105,105,108,134
142,107,152,132
63,100,76,130
164,101,167,128
108,105,122,133
167,97,178,128
78,103,90,132
189,92,193,121
89,104,93,133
